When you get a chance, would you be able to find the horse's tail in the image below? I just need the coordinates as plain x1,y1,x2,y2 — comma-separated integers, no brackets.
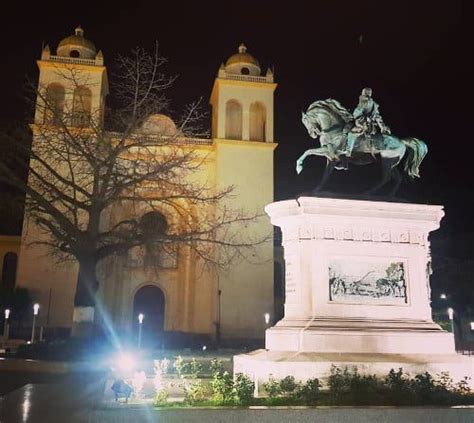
401,137,428,178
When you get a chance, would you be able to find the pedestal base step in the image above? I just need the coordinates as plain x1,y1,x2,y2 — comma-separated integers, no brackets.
234,349,474,394
266,321,455,354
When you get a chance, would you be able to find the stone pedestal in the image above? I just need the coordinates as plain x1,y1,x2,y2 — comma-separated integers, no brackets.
234,197,473,389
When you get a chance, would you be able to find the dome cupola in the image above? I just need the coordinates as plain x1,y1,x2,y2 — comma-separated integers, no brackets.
141,114,179,137
57,26,97,59
224,44,261,76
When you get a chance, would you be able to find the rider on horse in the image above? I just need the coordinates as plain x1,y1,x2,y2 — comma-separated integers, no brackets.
341,87,391,157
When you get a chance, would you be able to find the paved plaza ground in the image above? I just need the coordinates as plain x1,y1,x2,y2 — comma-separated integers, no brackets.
0,373,473,422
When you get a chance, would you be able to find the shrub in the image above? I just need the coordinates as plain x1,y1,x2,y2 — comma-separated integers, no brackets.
347,370,381,404
211,371,234,403
327,365,351,400
154,388,169,407
184,380,208,405
327,366,383,405
189,357,202,378
173,355,202,378
454,377,472,395
385,368,413,404
210,358,224,375
412,372,439,403
279,375,300,396
173,355,185,377
295,378,321,404
263,376,282,398
234,373,255,404
155,358,170,375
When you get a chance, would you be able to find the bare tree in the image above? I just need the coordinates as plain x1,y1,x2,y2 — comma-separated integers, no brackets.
0,44,265,333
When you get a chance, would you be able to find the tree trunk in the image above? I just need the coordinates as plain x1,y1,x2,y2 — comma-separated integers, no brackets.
71,257,99,337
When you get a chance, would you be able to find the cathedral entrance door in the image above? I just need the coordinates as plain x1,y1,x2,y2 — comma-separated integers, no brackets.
133,285,165,347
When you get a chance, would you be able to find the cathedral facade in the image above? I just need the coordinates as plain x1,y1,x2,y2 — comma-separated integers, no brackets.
12,28,277,341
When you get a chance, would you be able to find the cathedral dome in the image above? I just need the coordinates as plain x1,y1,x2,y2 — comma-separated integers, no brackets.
225,44,261,76
141,114,179,136
57,26,97,59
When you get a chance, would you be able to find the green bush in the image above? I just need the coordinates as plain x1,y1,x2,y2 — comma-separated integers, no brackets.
385,368,413,404
295,378,321,404
210,370,234,403
454,377,472,395
325,366,473,406
154,388,169,407
189,358,203,378
263,376,282,398
348,370,382,404
184,380,209,405
155,358,170,375
173,355,185,377
327,365,351,400
173,355,202,378
279,375,300,396
234,373,255,404
210,358,224,375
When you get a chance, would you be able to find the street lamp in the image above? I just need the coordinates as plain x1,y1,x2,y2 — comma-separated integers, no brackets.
3,309,10,339
138,313,144,348
31,303,40,343
440,293,447,299
447,307,454,336
264,312,270,325
470,321,474,331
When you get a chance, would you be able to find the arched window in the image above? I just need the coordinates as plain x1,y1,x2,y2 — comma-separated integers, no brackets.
2,252,18,289
250,102,266,141
44,83,65,125
140,211,168,236
139,211,177,268
225,100,243,140
72,86,92,127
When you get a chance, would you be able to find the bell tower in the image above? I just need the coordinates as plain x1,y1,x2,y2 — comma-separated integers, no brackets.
210,45,278,340
34,26,108,127
209,43,276,142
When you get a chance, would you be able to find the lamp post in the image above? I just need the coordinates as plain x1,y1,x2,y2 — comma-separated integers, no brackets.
3,309,10,339
447,307,455,340
31,303,40,343
138,313,144,348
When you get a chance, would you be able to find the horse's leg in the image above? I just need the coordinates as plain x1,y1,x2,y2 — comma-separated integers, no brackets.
313,159,337,194
388,166,402,197
365,156,398,195
296,147,334,174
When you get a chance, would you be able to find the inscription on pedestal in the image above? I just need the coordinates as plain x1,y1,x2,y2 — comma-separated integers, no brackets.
285,255,299,303
329,259,407,305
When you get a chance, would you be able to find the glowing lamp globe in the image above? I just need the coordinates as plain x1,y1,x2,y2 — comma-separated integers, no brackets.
447,308,454,320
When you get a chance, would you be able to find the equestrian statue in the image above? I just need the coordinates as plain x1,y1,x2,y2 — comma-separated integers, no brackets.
296,88,427,196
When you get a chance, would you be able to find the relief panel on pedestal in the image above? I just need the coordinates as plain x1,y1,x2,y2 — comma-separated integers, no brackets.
328,258,408,305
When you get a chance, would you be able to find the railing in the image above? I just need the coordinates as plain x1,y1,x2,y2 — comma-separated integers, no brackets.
48,55,98,66
222,73,270,83
106,131,213,145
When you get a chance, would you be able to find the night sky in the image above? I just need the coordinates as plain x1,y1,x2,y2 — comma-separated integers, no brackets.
0,2,472,257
